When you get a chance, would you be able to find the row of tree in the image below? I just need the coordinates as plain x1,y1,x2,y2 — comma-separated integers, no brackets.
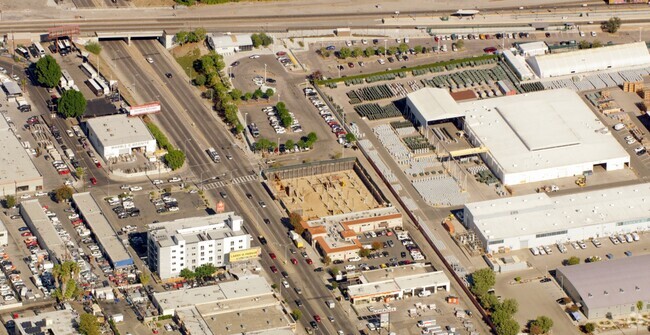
275,102,293,128
251,33,274,48
321,43,431,60
175,28,208,45
253,132,318,152
145,122,185,170
34,55,88,118
578,40,603,50
179,264,217,281
229,87,275,102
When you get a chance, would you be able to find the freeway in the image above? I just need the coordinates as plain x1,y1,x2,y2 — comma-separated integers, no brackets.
0,2,649,33
102,39,357,334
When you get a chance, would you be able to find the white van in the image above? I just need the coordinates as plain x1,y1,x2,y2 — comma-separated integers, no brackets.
632,232,640,241
614,123,626,131
418,290,432,297
530,247,540,256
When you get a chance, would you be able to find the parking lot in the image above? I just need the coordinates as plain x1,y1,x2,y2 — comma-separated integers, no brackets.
229,53,342,160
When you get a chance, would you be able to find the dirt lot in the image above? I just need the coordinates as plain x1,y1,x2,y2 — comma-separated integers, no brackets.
131,0,174,7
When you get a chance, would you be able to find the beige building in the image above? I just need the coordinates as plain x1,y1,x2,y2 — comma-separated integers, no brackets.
0,116,42,196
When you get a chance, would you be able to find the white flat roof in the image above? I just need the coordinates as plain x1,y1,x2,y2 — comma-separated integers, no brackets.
557,254,650,311
527,42,650,78
466,183,650,241
149,213,245,248
460,88,629,174
72,193,132,267
503,50,535,79
154,277,272,313
14,309,79,335
0,116,42,187
20,200,68,261
407,87,464,123
517,41,548,54
86,114,154,148
209,34,253,48
349,264,450,298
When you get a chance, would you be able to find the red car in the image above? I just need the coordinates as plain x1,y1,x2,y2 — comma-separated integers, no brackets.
313,315,321,323
152,329,159,334
290,258,297,265
483,47,497,54
269,252,277,260
90,177,97,185
306,258,313,265
20,232,32,237
270,265,278,273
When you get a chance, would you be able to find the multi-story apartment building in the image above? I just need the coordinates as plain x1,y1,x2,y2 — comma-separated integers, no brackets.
147,212,251,280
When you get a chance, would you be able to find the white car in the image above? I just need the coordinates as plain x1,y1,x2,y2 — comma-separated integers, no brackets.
361,39,368,45
68,214,79,220
591,31,597,37
20,194,31,199
66,129,74,137
130,186,142,192
345,264,356,271
11,74,19,81
168,177,182,183
626,138,637,145
146,57,154,63
167,206,179,212
152,179,163,185
120,185,130,190
35,192,47,197
249,55,260,59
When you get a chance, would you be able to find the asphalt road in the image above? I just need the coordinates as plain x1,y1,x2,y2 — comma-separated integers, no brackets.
102,39,357,334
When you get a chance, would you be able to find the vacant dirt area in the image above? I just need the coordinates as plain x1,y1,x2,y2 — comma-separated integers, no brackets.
132,0,175,7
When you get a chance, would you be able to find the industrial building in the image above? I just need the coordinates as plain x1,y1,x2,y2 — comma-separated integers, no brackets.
2,80,23,98
0,218,7,246
85,114,156,160
0,116,43,197
516,41,549,57
20,200,68,262
502,50,535,80
300,207,403,261
147,213,252,280
464,183,650,253
405,88,629,185
206,33,253,55
72,193,133,269
152,277,295,334
347,263,450,305
10,309,79,335
556,255,650,319
526,42,650,78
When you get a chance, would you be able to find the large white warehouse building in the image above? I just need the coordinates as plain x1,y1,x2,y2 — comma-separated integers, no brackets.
527,42,650,78
464,183,650,253
405,88,629,185
86,114,156,160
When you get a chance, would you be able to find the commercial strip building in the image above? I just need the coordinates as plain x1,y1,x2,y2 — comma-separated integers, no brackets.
300,207,403,261
0,116,42,196
147,213,252,280
20,200,68,262
347,263,450,305
85,114,156,160
152,277,295,334
516,41,549,57
10,309,79,335
527,42,650,78
464,183,650,253
206,33,253,55
405,87,629,185
556,255,650,319
72,193,133,269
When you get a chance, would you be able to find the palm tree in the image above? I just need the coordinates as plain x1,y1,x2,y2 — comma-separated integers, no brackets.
637,300,644,334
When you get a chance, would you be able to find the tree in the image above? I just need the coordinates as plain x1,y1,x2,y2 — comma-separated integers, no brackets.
345,133,356,143
331,281,339,289
470,268,495,296
75,167,85,180
54,185,74,203
194,27,207,41
323,256,331,265
195,264,216,279
319,48,331,58
254,138,275,152
584,322,596,334
351,47,363,58
455,40,465,50
602,17,621,33
85,42,101,55
307,132,318,143
388,46,398,55
229,88,242,101
329,267,340,276
243,92,253,101
175,31,189,45
414,45,424,54
285,140,295,150
253,88,264,100
79,313,101,335
179,268,195,280
566,256,580,265
289,212,304,234
291,309,302,321
377,46,386,55
265,88,275,99
530,316,553,334
165,149,186,170
398,43,409,53
371,241,383,250
35,55,62,88
338,47,351,59
364,47,375,57
496,318,520,335
499,298,519,315
359,248,371,257
479,293,500,310
3,195,15,209
58,90,87,118
194,74,206,86
139,272,150,286
491,309,512,328
591,40,602,48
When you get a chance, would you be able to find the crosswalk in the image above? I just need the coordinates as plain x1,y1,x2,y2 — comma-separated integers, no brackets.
202,174,258,190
